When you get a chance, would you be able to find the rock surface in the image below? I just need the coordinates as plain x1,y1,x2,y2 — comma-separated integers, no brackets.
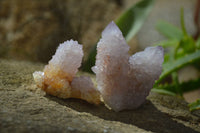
0,59,200,133
0,0,120,62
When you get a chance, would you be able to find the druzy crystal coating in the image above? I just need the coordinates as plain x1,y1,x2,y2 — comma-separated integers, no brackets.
33,40,100,104
33,22,164,111
92,21,164,111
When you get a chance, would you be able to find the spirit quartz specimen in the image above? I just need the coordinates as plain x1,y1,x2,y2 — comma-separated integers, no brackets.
33,21,164,111
92,21,164,111
33,40,101,104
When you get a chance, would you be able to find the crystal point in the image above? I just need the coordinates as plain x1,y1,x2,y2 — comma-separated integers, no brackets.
33,40,100,104
93,22,164,111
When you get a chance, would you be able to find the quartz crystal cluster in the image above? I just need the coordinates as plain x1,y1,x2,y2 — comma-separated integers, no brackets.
33,21,164,111
92,21,164,111
33,40,100,104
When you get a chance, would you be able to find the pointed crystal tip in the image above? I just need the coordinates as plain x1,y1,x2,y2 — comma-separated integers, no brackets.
102,21,122,38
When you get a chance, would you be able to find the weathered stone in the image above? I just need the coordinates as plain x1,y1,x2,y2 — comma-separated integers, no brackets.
0,59,200,133
0,0,120,62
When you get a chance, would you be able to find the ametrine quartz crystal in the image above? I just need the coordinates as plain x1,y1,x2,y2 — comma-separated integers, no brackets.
47,40,83,81
33,40,100,104
33,21,164,111
92,21,164,111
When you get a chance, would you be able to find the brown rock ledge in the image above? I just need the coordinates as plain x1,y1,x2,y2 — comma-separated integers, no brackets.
0,59,200,133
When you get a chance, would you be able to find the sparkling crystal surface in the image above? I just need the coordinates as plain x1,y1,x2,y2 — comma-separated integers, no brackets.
33,40,100,104
93,21,164,111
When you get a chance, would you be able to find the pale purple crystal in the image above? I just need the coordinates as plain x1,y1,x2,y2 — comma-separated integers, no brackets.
93,21,164,111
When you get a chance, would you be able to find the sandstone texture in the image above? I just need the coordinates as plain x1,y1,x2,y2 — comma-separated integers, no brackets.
0,59,200,133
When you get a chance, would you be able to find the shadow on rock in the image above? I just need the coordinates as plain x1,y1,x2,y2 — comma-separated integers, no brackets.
46,95,199,133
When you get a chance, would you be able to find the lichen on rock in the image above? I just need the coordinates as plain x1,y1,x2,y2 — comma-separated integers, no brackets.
92,21,164,111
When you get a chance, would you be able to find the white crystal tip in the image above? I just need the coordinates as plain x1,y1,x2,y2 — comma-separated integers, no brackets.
102,21,122,38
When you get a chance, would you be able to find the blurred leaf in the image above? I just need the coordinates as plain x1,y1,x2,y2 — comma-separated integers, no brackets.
82,46,96,72
154,78,200,95
176,36,195,58
172,72,182,95
196,37,200,49
180,8,188,36
82,0,155,73
156,21,183,40
151,88,176,96
181,78,200,92
189,99,200,111
155,39,179,48
156,50,200,84
116,0,155,41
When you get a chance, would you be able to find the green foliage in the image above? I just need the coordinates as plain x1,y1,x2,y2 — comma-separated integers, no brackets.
155,50,200,85
189,99,200,111
154,78,200,94
196,37,200,49
156,21,183,40
154,9,200,111
151,88,176,96
82,0,154,72
116,0,155,41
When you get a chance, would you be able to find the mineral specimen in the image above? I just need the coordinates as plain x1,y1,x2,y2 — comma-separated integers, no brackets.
92,21,164,111
33,21,164,111
33,40,100,104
